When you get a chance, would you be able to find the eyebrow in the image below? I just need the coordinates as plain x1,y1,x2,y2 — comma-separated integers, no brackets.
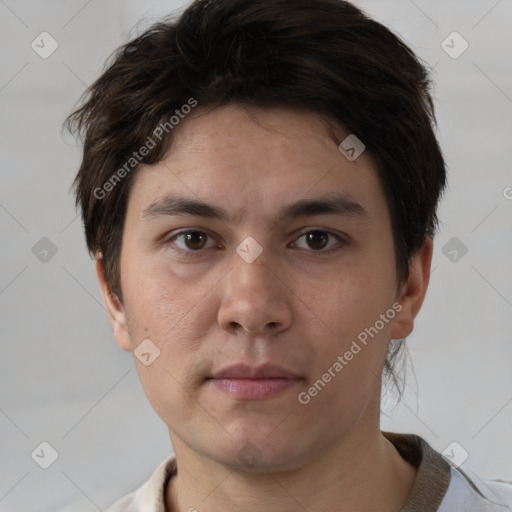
141,193,369,224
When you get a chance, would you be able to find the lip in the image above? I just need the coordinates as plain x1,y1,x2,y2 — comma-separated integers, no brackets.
209,363,301,379
206,363,303,400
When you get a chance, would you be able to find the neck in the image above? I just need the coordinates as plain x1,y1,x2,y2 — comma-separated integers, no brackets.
165,427,417,512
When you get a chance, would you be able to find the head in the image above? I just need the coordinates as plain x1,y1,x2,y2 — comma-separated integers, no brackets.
67,0,446,471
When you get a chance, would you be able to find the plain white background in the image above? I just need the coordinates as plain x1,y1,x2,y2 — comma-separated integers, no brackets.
0,0,511,510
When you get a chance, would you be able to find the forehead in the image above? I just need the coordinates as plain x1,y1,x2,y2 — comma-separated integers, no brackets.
127,104,387,223
165,104,351,173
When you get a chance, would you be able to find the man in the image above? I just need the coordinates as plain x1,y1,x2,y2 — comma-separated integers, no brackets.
66,0,512,510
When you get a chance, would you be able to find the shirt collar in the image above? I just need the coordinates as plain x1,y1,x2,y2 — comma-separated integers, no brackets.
144,432,452,512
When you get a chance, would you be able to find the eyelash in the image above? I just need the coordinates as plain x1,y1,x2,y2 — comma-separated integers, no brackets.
164,229,346,257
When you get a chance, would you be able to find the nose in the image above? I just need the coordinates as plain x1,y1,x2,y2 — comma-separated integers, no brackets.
217,250,293,336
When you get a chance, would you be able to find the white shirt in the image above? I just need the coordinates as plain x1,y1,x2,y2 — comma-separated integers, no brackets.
106,433,512,512
438,469,512,511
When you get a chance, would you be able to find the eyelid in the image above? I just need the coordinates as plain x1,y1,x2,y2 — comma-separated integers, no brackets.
164,229,220,253
291,228,346,252
163,227,347,256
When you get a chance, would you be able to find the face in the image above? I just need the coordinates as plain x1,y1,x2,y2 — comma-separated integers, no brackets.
98,104,431,472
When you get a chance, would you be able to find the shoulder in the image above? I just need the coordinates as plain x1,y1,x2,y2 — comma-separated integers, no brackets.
382,431,511,512
105,456,177,512
485,479,512,508
438,466,512,512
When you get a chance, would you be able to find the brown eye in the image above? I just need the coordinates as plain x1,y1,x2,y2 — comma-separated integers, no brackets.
292,229,343,253
168,230,217,253
183,232,208,250
305,231,329,250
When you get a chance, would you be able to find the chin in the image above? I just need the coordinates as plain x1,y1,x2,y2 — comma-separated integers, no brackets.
212,436,309,474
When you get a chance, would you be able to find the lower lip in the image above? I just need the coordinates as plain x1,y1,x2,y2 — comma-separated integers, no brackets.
208,378,301,400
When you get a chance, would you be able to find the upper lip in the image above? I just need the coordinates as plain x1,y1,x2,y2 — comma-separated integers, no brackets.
209,363,302,379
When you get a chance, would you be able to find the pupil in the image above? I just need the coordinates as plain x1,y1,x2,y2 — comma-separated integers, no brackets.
307,231,327,250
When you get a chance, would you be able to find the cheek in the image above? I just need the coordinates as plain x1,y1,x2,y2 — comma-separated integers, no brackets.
122,256,223,369
303,265,396,344
299,268,398,394
123,253,192,329
296,278,397,418
123,269,213,424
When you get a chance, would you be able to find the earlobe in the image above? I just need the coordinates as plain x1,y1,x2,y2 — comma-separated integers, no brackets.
390,237,433,340
95,256,132,351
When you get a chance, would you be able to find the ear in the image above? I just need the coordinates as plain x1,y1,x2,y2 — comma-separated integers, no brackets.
390,236,433,340
95,256,132,351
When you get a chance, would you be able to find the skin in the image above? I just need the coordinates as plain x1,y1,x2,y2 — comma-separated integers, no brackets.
96,104,433,512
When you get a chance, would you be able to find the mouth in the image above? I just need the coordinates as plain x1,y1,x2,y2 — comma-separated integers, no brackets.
205,363,304,400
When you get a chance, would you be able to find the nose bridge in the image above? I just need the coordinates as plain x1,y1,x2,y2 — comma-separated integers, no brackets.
234,250,275,294
218,243,292,334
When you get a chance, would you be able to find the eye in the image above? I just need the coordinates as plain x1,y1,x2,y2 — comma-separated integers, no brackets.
291,230,344,253
165,228,345,256
166,230,218,253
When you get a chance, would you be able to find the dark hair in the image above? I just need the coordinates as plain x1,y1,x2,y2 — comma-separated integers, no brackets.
66,0,446,389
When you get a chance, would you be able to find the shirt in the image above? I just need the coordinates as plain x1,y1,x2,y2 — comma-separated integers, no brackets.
106,431,512,512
